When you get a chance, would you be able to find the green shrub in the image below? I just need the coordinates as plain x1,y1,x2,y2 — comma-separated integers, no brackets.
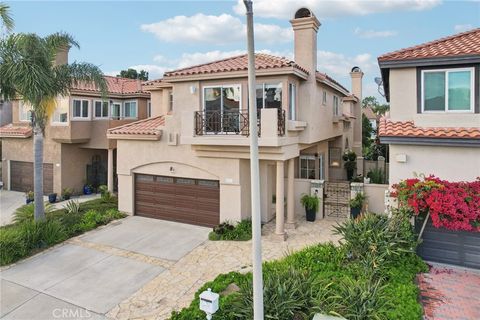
300,194,319,211
367,168,385,184
381,282,423,320
17,220,43,249
61,187,74,200
63,200,81,214
209,220,252,241
13,202,54,224
0,227,27,265
79,209,103,231
40,220,67,245
349,192,367,209
313,275,390,320
98,185,112,202
233,267,314,320
282,242,346,274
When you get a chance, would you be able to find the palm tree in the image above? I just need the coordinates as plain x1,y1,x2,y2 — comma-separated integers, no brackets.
0,3,14,32
0,32,107,221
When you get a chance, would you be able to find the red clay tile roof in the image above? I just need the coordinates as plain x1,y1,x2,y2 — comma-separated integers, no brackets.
378,118,480,139
71,76,147,95
316,71,349,94
107,116,165,137
363,106,377,120
378,28,480,62
164,53,309,77
0,124,32,138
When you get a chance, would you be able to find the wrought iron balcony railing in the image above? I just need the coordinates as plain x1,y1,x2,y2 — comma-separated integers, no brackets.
194,109,286,136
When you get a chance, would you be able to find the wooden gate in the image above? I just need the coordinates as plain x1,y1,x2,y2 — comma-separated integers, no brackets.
323,182,350,219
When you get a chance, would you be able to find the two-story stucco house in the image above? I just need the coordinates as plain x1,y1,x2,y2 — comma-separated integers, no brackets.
0,48,150,195
378,28,480,268
378,28,480,184
107,8,364,237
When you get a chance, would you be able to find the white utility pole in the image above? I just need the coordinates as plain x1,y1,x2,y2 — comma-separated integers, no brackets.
243,1,264,319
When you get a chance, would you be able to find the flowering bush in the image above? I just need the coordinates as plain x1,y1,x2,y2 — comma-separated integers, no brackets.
392,176,480,232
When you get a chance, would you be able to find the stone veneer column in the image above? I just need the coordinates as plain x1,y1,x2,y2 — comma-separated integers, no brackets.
275,161,285,238
286,159,296,229
107,148,114,193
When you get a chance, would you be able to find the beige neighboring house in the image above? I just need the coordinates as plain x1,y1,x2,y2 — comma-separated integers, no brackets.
0,49,151,195
107,8,364,234
378,28,480,184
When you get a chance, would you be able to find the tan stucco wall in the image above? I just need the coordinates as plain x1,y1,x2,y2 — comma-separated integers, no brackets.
364,183,388,214
389,144,480,184
389,68,480,126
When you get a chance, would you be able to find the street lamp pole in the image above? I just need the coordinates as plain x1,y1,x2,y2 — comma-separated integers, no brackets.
243,0,264,319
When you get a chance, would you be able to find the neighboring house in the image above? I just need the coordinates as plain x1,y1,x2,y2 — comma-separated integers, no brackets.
378,28,480,184
107,8,363,235
0,48,150,195
378,28,480,268
0,100,12,127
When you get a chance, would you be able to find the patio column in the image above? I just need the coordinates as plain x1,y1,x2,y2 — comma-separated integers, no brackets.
107,148,114,193
275,160,285,238
286,158,296,228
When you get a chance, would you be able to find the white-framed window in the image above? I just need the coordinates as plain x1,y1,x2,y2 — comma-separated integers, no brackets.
288,83,296,121
322,91,327,105
169,91,173,112
94,100,109,119
123,100,138,119
19,101,33,122
256,83,282,110
421,67,474,112
52,99,69,124
147,100,151,117
110,102,121,120
333,96,340,116
299,155,316,179
72,99,89,119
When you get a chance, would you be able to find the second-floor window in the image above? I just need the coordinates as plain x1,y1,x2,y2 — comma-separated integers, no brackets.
111,102,122,120
94,100,109,119
52,99,68,123
123,101,137,119
333,96,340,116
322,91,327,105
422,68,474,112
147,100,151,117
288,83,296,121
72,99,89,119
19,101,32,122
256,83,282,111
169,91,173,112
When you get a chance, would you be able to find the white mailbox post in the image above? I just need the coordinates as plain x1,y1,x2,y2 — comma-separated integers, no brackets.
199,288,219,319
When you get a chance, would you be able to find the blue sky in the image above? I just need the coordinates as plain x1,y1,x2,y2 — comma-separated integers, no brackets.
6,0,480,100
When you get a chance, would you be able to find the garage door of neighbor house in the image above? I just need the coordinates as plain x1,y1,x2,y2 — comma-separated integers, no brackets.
135,174,220,227
10,161,54,195
417,221,480,269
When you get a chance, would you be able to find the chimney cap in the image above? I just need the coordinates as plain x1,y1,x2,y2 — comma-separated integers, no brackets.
294,8,314,19
351,66,362,73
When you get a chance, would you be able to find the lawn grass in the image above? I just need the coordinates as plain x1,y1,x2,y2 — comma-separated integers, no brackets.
0,197,125,266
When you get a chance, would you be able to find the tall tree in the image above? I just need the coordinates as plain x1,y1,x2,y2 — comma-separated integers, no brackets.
117,68,148,81
0,32,107,221
0,3,14,32
362,96,390,116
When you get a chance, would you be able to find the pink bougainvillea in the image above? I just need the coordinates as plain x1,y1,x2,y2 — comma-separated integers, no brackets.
392,176,480,232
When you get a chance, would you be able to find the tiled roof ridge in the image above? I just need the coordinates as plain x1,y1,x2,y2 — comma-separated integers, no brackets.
107,115,165,136
165,53,248,75
378,28,480,61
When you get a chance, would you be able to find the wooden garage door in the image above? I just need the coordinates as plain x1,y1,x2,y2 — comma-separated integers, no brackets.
135,174,220,227
11,161,54,195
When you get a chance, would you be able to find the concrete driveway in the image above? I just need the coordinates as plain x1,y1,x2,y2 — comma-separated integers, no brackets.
0,216,210,319
0,190,25,226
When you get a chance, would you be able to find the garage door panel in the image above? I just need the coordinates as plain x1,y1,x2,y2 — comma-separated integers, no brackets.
135,174,220,227
11,161,54,195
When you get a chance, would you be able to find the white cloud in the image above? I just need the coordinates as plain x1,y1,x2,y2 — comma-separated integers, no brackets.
354,27,397,39
317,50,376,77
454,24,474,32
176,50,246,68
141,13,292,45
233,0,441,19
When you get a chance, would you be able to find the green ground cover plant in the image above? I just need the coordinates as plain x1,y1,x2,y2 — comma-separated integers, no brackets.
171,211,427,320
208,220,252,241
0,198,125,266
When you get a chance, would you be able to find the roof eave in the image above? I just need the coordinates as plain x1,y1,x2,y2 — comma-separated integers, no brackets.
316,77,350,96
378,54,480,69
379,135,480,147
106,132,162,141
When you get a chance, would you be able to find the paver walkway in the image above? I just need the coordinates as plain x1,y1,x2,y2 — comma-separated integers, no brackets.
107,217,342,320
418,264,480,320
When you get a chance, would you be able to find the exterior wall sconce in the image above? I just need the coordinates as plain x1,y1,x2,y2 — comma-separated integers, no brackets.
189,86,197,94
170,166,175,173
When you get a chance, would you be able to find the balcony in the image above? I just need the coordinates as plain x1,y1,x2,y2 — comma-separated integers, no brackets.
194,108,286,136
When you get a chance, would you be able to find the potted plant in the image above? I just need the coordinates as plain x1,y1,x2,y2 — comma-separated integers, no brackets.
83,184,93,195
48,193,57,203
349,192,366,219
25,191,34,204
300,193,319,222
62,188,73,200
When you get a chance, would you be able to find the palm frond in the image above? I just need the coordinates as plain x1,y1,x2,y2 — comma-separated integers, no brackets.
0,3,14,32
44,32,79,63
54,62,108,98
